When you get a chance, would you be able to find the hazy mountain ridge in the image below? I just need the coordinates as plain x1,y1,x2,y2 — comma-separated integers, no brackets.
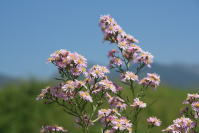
0,63,199,89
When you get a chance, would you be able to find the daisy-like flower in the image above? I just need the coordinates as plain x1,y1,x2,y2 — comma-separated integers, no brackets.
139,73,160,88
106,93,127,111
40,125,67,133
147,117,161,127
183,93,199,104
97,79,117,93
121,71,138,82
135,51,153,67
162,117,195,133
109,57,123,66
131,98,147,108
192,101,199,112
86,65,109,79
79,91,93,102
111,117,132,133
118,40,130,50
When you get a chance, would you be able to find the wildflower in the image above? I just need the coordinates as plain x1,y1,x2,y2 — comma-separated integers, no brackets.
97,79,117,93
147,117,161,127
40,125,67,133
118,40,130,50
111,117,132,133
135,51,153,67
121,71,138,82
162,117,195,133
131,98,146,108
139,73,160,88
106,93,127,110
191,101,199,112
86,65,109,79
109,57,123,66
183,93,199,104
79,91,93,102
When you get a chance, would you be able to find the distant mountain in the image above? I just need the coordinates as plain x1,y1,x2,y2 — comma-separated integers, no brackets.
105,63,199,89
0,74,14,87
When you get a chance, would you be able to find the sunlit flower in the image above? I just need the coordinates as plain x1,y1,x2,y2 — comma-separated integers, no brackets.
135,51,153,67
147,117,161,127
111,117,132,133
183,93,199,104
131,98,146,108
36,87,50,100
79,91,93,102
109,57,123,66
121,71,138,82
86,65,109,79
139,73,160,88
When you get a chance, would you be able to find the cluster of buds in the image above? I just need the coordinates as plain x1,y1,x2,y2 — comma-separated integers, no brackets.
162,117,195,133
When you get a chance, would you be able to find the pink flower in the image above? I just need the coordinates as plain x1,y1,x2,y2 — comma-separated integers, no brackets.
139,73,160,88
131,98,146,108
147,117,161,127
121,71,138,82
40,125,67,133
79,91,93,102
86,65,109,79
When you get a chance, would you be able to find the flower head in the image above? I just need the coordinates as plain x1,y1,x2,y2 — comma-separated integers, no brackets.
121,71,138,82
131,98,146,108
147,117,161,127
139,73,160,88
183,93,199,104
86,65,109,79
79,91,93,102
135,51,153,67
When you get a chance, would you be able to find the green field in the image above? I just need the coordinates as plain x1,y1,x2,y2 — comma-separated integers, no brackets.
0,80,197,133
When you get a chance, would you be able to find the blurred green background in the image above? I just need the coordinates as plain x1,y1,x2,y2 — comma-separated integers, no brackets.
0,79,197,133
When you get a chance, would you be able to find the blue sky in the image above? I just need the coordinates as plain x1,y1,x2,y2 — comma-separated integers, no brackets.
0,0,199,77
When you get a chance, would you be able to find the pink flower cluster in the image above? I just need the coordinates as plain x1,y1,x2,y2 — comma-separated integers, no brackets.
85,65,109,79
99,15,138,44
183,93,199,118
162,117,195,133
48,49,87,76
98,109,132,133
